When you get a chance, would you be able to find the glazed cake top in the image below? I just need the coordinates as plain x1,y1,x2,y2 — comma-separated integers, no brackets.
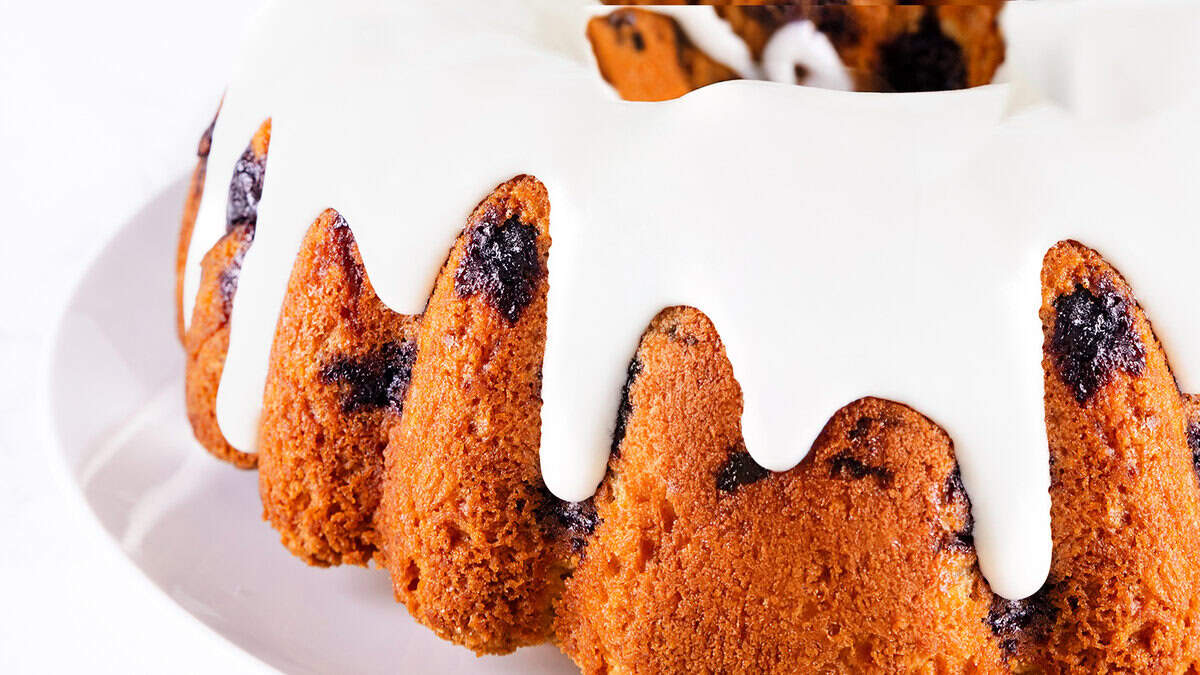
183,0,1200,600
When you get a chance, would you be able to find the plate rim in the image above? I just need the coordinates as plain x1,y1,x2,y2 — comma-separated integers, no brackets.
41,175,278,675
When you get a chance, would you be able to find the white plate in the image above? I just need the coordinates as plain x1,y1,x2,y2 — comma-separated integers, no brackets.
47,177,574,674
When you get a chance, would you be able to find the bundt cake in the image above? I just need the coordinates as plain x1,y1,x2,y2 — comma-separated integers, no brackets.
175,0,1200,671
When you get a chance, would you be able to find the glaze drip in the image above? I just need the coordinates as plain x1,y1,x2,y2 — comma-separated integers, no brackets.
182,1,1200,600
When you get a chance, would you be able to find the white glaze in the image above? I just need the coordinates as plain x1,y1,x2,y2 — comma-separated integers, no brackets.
180,0,1200,600
761,20,853,90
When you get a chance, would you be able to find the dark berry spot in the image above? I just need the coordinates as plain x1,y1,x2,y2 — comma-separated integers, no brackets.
670,22,697,76
215,226,253,314
216,267,240,314
986,584,1057,653
946,528,975,551
537,489,600,554
454,207,541,323
198,116,215,159
943,466,975,551
945,465,969,504
847,416,874,442
320,341,418,414
217,268,237,309
829,452,893,488
879,12,966,92
1188,421,1200,480
665,323,699,346
1050,282,1145,404
742,5,802,31
815,6,860,50
610,358,643,459
226,141,267,233
716,446,771,494
325,213,366,296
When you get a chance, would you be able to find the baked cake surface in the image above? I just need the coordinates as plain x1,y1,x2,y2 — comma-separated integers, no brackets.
173,1,1200,671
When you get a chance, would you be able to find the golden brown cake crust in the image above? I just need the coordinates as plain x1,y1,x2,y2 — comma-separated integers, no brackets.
176,111,217,342
257,210,420,566
587,8,740,102
377,175,567,655
184,223,257,468
182,119,271,469
555,307,1008,673
1016,241,1200,671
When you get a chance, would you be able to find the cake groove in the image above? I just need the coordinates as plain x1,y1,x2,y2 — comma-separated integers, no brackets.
257,210,419,565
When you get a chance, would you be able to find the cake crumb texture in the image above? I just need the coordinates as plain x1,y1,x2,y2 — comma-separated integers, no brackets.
257,210,419,566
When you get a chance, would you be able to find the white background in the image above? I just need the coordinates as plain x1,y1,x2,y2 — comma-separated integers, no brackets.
1,1,269,672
